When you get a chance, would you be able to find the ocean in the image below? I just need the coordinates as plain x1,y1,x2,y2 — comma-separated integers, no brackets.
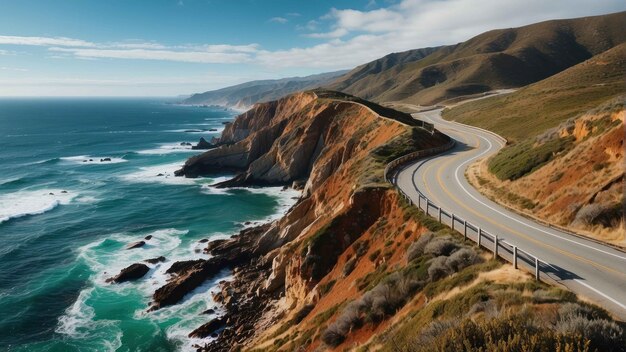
0,98,298,351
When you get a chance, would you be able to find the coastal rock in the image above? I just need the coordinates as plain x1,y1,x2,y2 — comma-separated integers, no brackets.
106,263,150,283
191,137,214,150
150,257,233,311
202,308,216,315
100,158,112,162
144,256,166,264
144,235,153,240
126,241,146,249
181,142,192,146
188,317,225,338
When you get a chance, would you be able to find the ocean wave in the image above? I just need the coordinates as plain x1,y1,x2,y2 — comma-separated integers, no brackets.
60,155,128,165
56,287,124,350
137,142,201,155
0,189,78,224
69,227,224,350
119,161,195,185
0,176,24,187
120,161,224,186
164,127,225,134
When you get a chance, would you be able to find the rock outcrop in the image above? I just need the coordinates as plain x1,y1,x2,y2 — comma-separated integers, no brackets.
106,263,150,283
192,137,215,150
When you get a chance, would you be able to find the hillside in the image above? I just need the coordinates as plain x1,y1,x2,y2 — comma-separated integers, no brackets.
155,92,626,351
443,44,625,246
182,70,347,109
327,11,626,105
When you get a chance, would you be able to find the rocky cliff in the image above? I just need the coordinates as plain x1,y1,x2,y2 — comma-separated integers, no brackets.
156,91,626,351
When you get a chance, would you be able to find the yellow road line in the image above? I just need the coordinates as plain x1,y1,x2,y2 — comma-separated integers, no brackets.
423,131,626,278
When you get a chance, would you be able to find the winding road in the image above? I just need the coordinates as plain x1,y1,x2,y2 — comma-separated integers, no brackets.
393,108,626,320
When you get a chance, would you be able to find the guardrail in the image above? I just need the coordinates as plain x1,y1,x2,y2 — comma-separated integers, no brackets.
384,134,546,281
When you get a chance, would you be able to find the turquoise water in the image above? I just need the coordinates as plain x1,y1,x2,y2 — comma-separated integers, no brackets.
0,98,297,351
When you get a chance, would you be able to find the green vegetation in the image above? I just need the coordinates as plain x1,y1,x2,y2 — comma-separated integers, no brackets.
488,136,574,180
379,281,625,352
318,280,336,296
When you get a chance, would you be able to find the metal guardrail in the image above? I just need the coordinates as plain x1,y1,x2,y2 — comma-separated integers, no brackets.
384,136,546,281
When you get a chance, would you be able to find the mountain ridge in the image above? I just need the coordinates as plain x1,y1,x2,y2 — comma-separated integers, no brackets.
182,70,348,109
326,11,626,105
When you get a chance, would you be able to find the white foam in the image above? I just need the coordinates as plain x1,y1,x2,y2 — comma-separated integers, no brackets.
61,155,128,165
56,287,124,351
119,161,194,185
137,143,202,155
0,189,77,224
164,127,224,134
120,161,226,186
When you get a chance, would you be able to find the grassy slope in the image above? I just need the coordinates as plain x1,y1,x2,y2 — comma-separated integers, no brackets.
442,43,626,143
327,11,626,106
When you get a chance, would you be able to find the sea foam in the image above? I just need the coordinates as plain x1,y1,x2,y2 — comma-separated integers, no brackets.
0,189,77,224
137,142,201,155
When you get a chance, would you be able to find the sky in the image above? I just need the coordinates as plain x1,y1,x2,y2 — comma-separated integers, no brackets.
0,0,624,96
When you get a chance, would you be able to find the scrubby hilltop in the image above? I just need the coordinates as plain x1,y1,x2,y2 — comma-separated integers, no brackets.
328,11,626,105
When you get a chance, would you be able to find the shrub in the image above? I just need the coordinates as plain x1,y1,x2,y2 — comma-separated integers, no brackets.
428,256,451,281
318,279,336,296
406,231,434,261
342,257,357,277
293,304,315,324
369,249,381,262
322,301,363,347
556,312,624,349
353,239,370,257
445,248,480,272
424,237,458,256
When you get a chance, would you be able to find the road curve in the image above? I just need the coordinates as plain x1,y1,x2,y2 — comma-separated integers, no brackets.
394,109,626,320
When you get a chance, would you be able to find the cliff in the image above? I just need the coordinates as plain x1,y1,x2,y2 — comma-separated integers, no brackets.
156,92,626,351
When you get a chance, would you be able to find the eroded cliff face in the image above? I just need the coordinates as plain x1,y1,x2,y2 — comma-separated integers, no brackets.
179,91,451,350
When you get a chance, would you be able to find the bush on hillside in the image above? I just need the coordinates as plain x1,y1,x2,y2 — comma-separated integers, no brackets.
445,248,481,272
406,232,434,262
424,236,459,256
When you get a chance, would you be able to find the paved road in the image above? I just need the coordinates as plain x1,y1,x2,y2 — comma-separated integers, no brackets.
394,109,626,320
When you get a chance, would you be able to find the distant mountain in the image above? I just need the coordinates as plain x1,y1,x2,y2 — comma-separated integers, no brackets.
182,70,348,108
327,11,626,105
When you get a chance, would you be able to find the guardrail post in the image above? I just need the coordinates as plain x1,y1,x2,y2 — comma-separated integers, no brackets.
463,220,467,241
438,208,442,223
513,246,518,269
426,202,430,216
477,228,482,248
535,258,540,280
418,195,421,209
494,235,498,259
451,214,455,231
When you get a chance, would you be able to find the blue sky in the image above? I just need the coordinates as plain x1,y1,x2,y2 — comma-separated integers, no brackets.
0,0,624,96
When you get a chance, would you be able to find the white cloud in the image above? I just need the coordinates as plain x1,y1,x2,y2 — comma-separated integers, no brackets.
269,17,288,24
262,0,625,69
0,0,623,72
0,66,28,72
49,47,253,64
0,35,96,47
